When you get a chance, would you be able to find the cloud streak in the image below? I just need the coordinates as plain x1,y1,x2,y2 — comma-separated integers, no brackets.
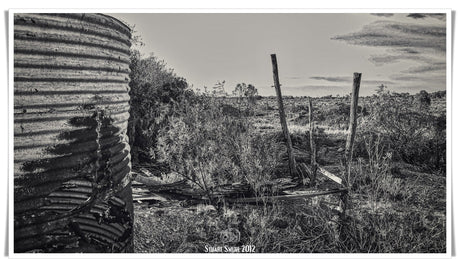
332,20,446,53
390,73,446,84
371,13,394,17
310,76,350,82
286,76,303,80
397,48,420,54
407,13,446,21
368,53,427,65
402,62,446,74
309,75,395,85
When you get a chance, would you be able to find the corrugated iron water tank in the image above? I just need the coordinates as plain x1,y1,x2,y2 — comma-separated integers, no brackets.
14,13,134,253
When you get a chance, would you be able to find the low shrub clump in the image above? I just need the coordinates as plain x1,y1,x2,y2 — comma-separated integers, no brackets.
359,93,446,173
156,92,285,204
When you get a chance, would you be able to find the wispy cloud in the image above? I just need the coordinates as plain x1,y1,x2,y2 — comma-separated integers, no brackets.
390,73,446,83
362,79,395,85
397,48,420,54
402,62,446,74
309,75,394,85
286,76,303,80
331,20,446,53
310,76,350,82
371,13,394,18
407,13,446,21
368,53,427,65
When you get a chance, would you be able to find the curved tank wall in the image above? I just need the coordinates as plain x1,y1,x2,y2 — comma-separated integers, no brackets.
14,13,134,253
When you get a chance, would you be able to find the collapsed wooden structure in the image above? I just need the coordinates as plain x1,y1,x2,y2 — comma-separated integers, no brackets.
132,54,362,218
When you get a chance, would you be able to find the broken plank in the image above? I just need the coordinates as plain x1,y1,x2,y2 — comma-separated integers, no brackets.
133,195,169,202
317,166,343,185
131,172,164,186
227,188,347,204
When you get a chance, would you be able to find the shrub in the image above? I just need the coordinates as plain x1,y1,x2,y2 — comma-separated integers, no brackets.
350,134,407,208
232,83,259,115
156,92,284,204
360,95,446,172
128,50,189,164
418,90,431,108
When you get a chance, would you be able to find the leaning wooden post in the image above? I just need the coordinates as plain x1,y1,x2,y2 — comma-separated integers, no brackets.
308,98,317,186
340,72,362,219
271,54,296,177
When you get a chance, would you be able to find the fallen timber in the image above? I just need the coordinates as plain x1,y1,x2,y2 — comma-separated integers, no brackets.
227,188,348,204
131,164,348,206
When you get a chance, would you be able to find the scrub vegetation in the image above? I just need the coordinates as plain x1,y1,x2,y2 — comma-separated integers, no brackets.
128,50,446,253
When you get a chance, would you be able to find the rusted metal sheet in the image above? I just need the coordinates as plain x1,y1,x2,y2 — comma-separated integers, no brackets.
14,13,134,253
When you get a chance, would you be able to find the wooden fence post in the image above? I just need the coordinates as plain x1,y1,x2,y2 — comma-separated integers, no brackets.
271,54,296,177
340,72,362,219
308,98,317,186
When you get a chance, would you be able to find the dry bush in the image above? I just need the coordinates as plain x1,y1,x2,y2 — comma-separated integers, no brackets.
128,50,189,164
156,92,284,204
360,93,446,172
350,134,409,210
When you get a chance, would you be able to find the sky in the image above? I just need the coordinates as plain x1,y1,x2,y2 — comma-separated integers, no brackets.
111,13,447,97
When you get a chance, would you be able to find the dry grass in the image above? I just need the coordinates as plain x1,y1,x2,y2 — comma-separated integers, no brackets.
134,156,446,253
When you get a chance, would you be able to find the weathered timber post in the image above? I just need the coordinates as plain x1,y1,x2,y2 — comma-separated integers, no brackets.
308,98,317,186
271,54,296,177
340,72,362,219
